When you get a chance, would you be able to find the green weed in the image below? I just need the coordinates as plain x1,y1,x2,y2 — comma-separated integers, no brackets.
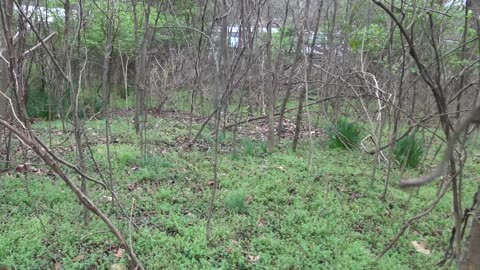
327,117,362,149
394,134,424,168
241,139,267,157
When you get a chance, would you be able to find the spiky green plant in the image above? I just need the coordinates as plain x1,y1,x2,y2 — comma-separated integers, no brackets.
328,117,362,150
394,134,424,168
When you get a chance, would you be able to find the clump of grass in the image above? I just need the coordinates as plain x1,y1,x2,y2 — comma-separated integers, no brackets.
328,117,362,149
242,139,256,156
241,139,267,157
394,134,424,168
225,190,246,213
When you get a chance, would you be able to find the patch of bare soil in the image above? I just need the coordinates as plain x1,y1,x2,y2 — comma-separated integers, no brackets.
146,112,328,153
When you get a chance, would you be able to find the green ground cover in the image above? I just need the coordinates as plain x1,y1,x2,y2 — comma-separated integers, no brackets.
1,114,478,269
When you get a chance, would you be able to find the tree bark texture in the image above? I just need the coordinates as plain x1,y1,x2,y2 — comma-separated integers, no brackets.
460,0,480,268
0,28,8,145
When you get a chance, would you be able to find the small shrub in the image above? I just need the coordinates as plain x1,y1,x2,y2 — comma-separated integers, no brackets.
394,134,424,168
225,190,246,213
327,118,362,149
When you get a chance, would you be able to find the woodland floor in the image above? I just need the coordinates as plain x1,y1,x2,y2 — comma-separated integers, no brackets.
1,110,479,269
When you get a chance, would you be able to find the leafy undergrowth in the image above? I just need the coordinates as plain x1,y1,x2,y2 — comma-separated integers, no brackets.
0,115,477,269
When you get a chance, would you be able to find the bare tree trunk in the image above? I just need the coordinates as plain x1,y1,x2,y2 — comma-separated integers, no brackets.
456,4,469,120
293,0,321,151
217,0,228,108
460,0,480,268
265,3,275,152
102,0,115,201
277,26,303,138
383,0,407,198
132,0,141,133
134,1,151,161
206,0,228,242
188,0,210,137
460,193,480,270
0,99,6,145
119,52,130,110
0,13,8,146
292,0,310,151
62,0,89,226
